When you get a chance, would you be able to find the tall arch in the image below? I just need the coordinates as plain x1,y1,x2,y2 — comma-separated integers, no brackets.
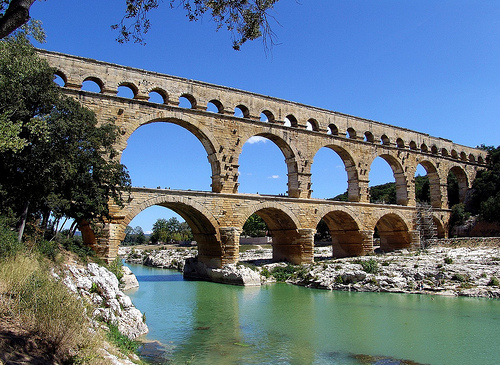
416,160,442,208
374,213,413,252
312,144,360,202
448,165,469,204
121,193,221,265
370,154,408,205
319,210,366,258
238,132,299,197
122,117,222,193
240,203,301,263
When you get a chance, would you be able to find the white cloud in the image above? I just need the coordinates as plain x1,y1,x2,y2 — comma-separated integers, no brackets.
268,175,280,179
247,136,268,144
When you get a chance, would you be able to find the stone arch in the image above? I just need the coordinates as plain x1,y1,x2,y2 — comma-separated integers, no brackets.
468,153,476,163
239,202,301,263
431,145,438,154
313,143,361,202
307,118,319,132
374,213,413,252
285,114,298,127
208,99,224,113
83,76,104,93
448,165,469,203
381,134,390,145
451,149,458,159
118,81,139,98
370,154,408,205
441,148,449,157
239,132,300,197
180,93,197,109
235,104,250,118
260,109,275,123
54,70,67,86
122,116,222,192
421,143,428,153
148,87,168,104
364,131,375,143
460,151,467,161
417,160,442,208
478,155,484,164
121,193,221,266
327,124,339,135
316,209,367,258
409,141,417,150
396,138,405,148
346,127,357,139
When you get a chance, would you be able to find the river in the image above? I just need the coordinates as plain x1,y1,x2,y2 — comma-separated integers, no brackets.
125,263,500,365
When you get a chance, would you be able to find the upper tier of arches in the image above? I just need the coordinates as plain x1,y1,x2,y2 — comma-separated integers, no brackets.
43,49,486,165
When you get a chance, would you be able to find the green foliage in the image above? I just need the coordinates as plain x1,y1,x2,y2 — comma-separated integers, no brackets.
57,235,94,261
113,0,279,50
150,217,193,244
488,276,500,286
334,274,343,284
122,225,147,245
356,258,379,274
369,182,397,204
271,264,296,282
452,273,467,282
35,239,59,261
469,146,500,222
449,203,470,228
260,266,271,278
242,213,268,237
444,257,453,264
106,324,139,353
415,175,430,203
106,257,124,281
0,215,23,258
0,36,131,242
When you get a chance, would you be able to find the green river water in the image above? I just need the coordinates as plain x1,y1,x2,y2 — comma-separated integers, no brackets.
125,263,500,364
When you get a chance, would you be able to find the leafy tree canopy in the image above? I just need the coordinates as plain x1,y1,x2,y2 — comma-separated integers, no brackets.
0,35,131,240
242,213,268,237
150,217,192,243
0,0,279,50
469,145,500,222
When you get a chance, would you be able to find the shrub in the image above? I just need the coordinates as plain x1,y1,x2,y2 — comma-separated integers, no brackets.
36,239,59,260
0,217,24,259
261,267,271,278
271,264,296,282
106,324,139,353
357,259,378,274
106,257,124,281
488,276,500,286
444,257,453,264
452,273,467,282
334,274,344,284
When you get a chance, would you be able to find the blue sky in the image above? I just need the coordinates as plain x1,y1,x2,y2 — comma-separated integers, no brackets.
30,1,500,232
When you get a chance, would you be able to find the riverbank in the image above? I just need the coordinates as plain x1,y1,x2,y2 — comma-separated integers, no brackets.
121,241,500,298
0,250,148,365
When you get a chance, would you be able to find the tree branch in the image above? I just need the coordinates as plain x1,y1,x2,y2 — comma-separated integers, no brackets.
0,0,36,39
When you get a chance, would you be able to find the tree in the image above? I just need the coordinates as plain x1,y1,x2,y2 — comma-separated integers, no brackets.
0,0,279,50
0,35,131,240
469,145,500,222
242,213,267,237
150,217,192,243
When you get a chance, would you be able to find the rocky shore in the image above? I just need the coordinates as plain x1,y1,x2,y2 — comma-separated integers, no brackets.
59,262,148,340
121,243,500,298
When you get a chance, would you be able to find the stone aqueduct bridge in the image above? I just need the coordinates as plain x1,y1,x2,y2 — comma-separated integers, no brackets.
39,50,487,267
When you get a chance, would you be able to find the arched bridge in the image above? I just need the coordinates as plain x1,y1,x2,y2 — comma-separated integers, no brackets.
38,50,487,266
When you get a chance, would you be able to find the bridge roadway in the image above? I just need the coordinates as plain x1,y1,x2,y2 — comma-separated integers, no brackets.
37,49,486,266
82,186,450,267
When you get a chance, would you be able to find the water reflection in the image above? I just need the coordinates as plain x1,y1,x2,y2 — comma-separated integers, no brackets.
126,264,500,365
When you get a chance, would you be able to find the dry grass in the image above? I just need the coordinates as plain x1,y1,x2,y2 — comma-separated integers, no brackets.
0,253,104,364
